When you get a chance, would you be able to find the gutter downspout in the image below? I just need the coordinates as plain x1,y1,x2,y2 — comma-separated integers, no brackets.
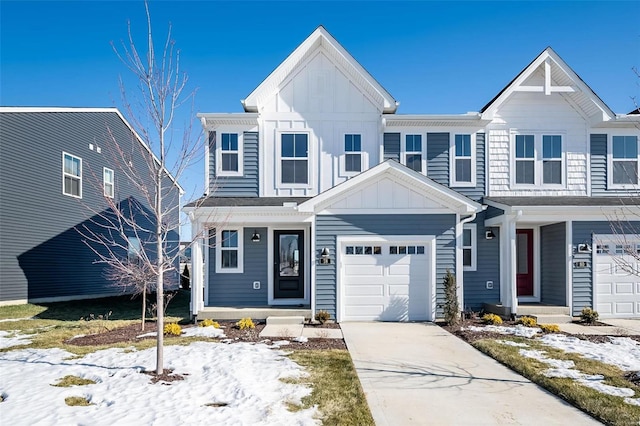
456,208,483,315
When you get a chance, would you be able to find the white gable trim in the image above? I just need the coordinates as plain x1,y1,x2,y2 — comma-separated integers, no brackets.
298,160,481,214
242,26,397,114
481,48,615,123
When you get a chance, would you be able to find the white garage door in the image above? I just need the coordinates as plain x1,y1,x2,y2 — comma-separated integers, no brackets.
595,236,640,318
340,240,433,322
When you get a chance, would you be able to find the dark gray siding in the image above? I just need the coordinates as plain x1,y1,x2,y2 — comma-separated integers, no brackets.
383,133,400,162
426,133,449,186
207,227,268,306
0,111,180,303
208,131,259,196
315,214,456,319
485,205,505,220
540,222,566,306
590,134,638,196
454,133,486,201
572,221,640,315
463,211,501,310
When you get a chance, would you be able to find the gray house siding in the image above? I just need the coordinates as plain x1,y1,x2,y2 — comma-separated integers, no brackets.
0,111,180,303
208,131,259,197
463,211,501,310
207,227,268,306
315,214,456,319
426,133,449,186
590,133,638,196
572,221,640,315
454,133,485,201
383,133,400,162
540,222,566,306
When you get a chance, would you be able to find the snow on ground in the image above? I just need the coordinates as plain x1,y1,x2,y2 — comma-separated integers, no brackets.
497,340,528,347
0,317,33,323
466,325,540,338
0,330,33,349
181,326,226,339
0,342,319,425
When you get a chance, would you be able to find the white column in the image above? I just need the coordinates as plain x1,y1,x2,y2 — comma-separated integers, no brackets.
566,220,573,311
190,219,204,317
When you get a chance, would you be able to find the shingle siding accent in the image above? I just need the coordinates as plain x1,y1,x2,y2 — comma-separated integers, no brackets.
540,222,566,306
0,111,180,303
463,211,501,310
383,133,400,162
315,214,456,320
572,221,640,315
426,132,449,186
208,131,259,197
207,227,268,306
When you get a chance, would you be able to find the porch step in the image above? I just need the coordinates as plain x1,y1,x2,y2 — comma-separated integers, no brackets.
197,307,311,321
518,305,571,316
528,314,574,324
266,316,305,325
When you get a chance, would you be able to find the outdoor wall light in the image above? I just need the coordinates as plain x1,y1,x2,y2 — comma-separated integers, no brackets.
251,230,261,243
485,229,496,240
319,247,331,264
321,247,330,257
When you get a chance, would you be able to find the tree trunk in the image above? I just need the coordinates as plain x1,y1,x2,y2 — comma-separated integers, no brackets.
141,283,147,331
155,170,164,375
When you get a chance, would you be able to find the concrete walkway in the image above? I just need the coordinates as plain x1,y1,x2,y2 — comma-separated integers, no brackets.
342,322,600,426
559,318,640,336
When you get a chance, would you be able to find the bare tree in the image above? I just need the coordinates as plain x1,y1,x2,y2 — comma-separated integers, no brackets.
80,2,203,375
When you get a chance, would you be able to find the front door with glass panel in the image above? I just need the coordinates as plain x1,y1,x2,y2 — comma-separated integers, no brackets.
274,230,304,299
516,229,534,297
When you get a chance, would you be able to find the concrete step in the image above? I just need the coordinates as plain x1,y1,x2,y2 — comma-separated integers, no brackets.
266,316,305,325
529,314,574,324
259,324,304,338
197,308,311,321
518,305,571,316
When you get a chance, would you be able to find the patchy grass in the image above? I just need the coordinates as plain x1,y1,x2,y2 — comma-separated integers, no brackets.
288,350,374,426
51,375,97,387
473,338,640,426
64,396,93,406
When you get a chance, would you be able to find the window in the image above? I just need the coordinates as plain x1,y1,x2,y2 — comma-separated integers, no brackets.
463,224,476,271
452,134,474,186
542,135,562,184
404,134,422,172
389,245,425,255
344,134,362,173
611,136,638,186
62,152,82,197
217,133,242,176
515,135,535,184
128,236,141,263
281,133,308,184
103,168,114,198
217,229,243,273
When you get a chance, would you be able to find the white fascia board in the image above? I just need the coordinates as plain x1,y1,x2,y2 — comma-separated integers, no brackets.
187,205,311,224
484,205,640,226
383,113,490,127
197,113,259,129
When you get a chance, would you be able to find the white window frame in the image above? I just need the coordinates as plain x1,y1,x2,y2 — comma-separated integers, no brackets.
463,224,477,271
103,167,114,198
216,228,243,274
128,236,142,263
541,135,563,185
510,131,566,189
216,132,243,177
62,152,82,198
450,133,476,187
276,130,312,188
608,134,639,189
402,133,426,174
340,133,365,176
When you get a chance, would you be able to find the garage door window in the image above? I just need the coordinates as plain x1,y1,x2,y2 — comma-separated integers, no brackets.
390,245,425,255
345,246,382,255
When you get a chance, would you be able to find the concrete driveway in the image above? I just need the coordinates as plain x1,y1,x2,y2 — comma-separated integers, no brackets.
341,322,600,425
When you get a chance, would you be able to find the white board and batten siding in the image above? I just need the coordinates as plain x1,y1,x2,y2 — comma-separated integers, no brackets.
259,50,382,198
594,235,640,318
337,236,436,322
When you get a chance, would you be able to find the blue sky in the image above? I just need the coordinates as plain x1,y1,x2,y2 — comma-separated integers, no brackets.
2,0,639,236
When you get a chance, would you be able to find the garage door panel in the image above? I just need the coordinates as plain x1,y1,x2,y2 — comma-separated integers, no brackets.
597,303,613,315
345,285,384,296
597,283,613,295
344,304,385,317
616,302,634,315
344,264,384,276
596,236,640,318
388,284,409,296
615,283,634,295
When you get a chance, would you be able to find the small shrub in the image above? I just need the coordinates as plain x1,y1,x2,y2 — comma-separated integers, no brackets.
580,307,599,325
539,324,561,333
517,316,537,327
482,313,503,325
236,317,255,330
314,310,331,324
164,323,182,336
65,396,93,406
443,269,460,326
200,318,220,328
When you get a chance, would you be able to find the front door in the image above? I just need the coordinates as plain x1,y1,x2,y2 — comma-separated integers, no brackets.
274,230,304,299
516,229,534,297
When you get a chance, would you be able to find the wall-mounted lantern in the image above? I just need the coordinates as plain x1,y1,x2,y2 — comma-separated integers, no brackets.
485,229,496,240
251,230,261,243
319,247,331,264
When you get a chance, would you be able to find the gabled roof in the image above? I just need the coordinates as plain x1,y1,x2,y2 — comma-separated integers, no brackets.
298,160,481,214
242,26,398,114
480,47,616,123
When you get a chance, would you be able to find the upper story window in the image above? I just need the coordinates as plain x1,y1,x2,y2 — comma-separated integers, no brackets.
344,134,362,173
217,133,243,176
281,133,308,185
128,236,141,263
463,224,477,271
610,135,638,187
452,134,475,186
404,134,423,173
217,229,243,273
103,168,114,198
62,152,82,198
512,133,564,187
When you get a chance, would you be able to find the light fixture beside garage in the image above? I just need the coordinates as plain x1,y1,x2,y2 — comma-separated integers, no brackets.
320,247,331,264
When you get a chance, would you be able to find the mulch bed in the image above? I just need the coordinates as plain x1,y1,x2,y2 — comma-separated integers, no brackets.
65,320,346,350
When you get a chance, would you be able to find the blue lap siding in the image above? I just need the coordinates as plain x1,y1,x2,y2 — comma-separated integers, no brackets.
209,131,259,196
463,211,501,310
315,214,456,320
540,222,566,305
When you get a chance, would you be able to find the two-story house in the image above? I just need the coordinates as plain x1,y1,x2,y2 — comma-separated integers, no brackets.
0,108,182,305
185,27,640,322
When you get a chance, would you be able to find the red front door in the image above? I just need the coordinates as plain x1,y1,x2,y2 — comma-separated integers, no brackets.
516,229,534,297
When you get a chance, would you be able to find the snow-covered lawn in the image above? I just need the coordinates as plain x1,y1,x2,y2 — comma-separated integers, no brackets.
0,330,319,425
